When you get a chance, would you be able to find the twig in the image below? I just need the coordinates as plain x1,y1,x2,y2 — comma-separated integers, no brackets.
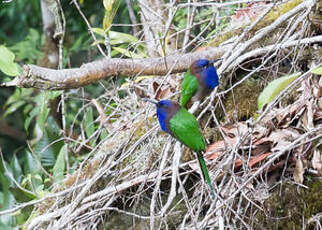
177,0,273,8
159,142,181,215
126,0,139,34
150,141,171,230
227,35,322,73
0,149,36,197
213,126,322,214
71,0,106,57
217,0,316,74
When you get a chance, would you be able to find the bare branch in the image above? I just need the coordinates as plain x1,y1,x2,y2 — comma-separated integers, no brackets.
1,47,226,90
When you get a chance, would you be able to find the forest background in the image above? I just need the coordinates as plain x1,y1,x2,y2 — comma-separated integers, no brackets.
0,0,321,229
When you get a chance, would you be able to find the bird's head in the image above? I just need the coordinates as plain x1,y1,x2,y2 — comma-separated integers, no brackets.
192,59,219,70
195,59,211,68
191,59,220,89
143,99,180,133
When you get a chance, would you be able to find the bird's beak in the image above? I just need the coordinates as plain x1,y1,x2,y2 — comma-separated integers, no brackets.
209,59,221,65
142,98,158,105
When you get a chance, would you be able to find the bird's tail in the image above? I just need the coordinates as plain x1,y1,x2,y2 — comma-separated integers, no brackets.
196,151,216,200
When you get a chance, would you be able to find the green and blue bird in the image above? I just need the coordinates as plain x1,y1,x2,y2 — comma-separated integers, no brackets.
144,99,215,199
180,59,220,108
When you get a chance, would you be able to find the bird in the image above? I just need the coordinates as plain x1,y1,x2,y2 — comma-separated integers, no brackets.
143,98,215,199
180,59,220,108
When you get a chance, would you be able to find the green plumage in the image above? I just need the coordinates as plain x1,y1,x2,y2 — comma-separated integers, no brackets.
169,108,205,152
180,70,199,107
169,108,215,199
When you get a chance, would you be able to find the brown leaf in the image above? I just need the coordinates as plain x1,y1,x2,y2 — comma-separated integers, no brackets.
293,158,304,184
312,149,322,175
304,100,314,130
206,122,250,160
270,128,300,152
152,82,159,94
205,140,226,160
277,101,306,127
153,81,174,100
252,138,272,156
134,86,142,98
249,152,272,168
232,2,270,22
314,108,322,121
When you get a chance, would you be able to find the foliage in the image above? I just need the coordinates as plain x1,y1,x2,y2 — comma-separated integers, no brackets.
0,0,320,229
0,0,136,228
257,72,301,110
0,45,19,77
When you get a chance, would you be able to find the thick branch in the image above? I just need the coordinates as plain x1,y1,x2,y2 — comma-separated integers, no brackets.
1,47,226,90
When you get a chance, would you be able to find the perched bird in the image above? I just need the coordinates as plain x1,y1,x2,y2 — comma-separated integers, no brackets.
180,59,220,108
143,98,215,199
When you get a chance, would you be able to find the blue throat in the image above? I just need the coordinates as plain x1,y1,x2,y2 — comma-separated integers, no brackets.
202,66,219,89
156,100,173,133
157,108,168,133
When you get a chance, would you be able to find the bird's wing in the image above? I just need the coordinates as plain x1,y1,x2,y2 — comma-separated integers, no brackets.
169,108,205,152
169,108,215,199
180,71,199,107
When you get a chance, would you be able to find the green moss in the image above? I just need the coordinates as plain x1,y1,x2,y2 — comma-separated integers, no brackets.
207,0,304,48
222,77,262,122
254,179,322,230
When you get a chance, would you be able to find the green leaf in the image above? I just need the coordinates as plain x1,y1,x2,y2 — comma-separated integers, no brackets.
69,34,88,52
100,129,109,141
0,45,19,76
24,107,40,132
23,152,44,195
91,39,105,46
102,0,121,31
84,107,95,146
0,160,17,227
92,27,105,37
112,47,146,58
0,161,13,189
2,100,26,117
10,28,42,62
36,92,50,131
46,90,63,100
109,31,138,44
0,190,16,227
34,131,55,167
10,154,23,184
258,72,301,110
53,145,66,184
311,66,322,75
92,29,138,44
23,151,42,175
5,88,32,106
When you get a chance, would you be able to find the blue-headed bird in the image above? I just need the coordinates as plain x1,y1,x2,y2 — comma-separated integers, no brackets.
180,59,220,108
144,99,215,199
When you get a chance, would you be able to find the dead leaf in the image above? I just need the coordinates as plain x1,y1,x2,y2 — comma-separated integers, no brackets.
304,100,314,130
293,157,304,184
205,140,226,160
277,101,306,127
231,2,271,25
206,123,249,159
153,81,174,100
249,152,272,168
314,108,322,121
134,86,143,98
252,138,272,156
270,128,300,151
312,149,322,175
